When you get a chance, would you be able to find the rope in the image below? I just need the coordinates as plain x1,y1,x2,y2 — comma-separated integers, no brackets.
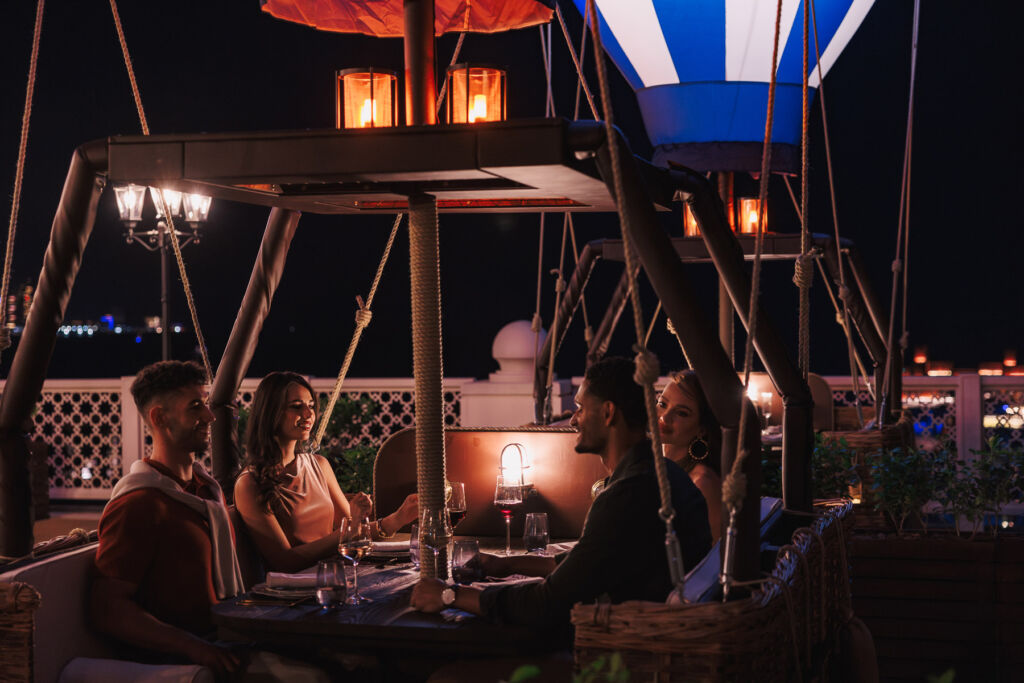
665,318,692,369
531,213,546,396
725,0,784,512
538,24,556,117
808,0,864,420
434,32,466,118
881,0,921,415
109,0,212,381
542,216,571,422
0,0,45,355
555,1,599,120
782,174,802,222
312,214,402,451
796,0,811,379
567,214,593,344
588,1,685,594
409,195,446,580
814,258,874,406
644,301,662,347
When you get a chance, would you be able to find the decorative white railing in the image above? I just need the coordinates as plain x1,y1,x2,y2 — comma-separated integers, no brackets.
3,374,1020,500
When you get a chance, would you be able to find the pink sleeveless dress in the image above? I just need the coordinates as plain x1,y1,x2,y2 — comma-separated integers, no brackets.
269,453,336,545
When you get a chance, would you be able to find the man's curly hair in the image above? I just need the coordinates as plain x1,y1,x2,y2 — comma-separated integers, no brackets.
130,361,207,419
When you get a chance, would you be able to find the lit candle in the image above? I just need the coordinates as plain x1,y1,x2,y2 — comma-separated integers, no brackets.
360,98,374,127
468,94,488,123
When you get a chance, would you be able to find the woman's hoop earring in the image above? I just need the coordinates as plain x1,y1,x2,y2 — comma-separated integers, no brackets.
688,437,709,462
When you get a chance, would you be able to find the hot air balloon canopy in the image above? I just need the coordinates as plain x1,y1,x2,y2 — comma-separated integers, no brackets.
574,0,875,173
260,0,554,37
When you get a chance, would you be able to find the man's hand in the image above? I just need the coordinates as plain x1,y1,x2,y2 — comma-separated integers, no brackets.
466,552,512,578
410,578,446,613
182,637,245,678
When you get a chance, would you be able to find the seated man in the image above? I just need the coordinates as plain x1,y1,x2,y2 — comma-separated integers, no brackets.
410,356,712,631
91,361,247,677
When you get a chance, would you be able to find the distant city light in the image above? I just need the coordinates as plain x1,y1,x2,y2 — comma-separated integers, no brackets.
173,324,183,333
114,326,123,334
135,335,142,344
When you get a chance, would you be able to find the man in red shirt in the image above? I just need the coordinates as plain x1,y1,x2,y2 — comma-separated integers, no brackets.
91,361,245,677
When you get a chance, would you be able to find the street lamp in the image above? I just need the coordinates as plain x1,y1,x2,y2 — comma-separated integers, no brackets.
112,184,212,360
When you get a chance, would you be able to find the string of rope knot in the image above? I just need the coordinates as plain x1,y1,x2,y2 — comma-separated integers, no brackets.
530,312,542,333
354,308,372,330
632,348,660,386
792,254,814,289
722,470,748,511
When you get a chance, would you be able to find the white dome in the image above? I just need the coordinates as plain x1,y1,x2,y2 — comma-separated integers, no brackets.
490,320,546,381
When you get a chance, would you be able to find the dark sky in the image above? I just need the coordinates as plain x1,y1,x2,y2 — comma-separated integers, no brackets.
0,1,1020,382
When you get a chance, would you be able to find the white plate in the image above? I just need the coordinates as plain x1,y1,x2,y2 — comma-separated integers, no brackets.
250,582,316,599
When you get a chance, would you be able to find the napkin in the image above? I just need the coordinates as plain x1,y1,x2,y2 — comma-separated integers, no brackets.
265,571,318,588
370,540,410,554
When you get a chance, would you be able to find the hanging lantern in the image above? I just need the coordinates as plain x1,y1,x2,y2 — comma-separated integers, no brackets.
682,204,701,237
149,187,184,219
1005,350,1017,368
336,68,398,129
912,346,928,365
737,197,765,234
113,184,147,225
446,63,507,124
499,443,531,486
182,193,213,224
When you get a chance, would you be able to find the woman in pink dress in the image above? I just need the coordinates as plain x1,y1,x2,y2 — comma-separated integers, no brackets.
656,370,723,543
235,372,418,572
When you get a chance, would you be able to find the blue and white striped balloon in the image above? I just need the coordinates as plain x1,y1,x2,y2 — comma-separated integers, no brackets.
573,0,876,172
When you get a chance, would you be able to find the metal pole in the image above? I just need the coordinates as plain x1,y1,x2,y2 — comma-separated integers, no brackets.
210,208,301,494
0,141,106,557
403,0,437,127
159,221,170,360
717,173,734,366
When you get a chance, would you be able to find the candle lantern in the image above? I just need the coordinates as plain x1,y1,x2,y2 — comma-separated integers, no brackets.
499,442,531,486
446,63,507,124
912,346,928,365
1005,349,1017,368
113,184,147,225
683,204,701,237
336,68,397,129
737,197,766,234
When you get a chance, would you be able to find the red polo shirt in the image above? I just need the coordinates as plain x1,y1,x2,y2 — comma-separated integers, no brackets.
94,459,221,636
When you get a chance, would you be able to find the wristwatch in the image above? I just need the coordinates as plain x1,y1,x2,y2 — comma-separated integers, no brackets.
441,587,456,606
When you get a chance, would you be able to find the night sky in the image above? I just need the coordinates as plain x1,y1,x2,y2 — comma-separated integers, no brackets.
0,1,1020,383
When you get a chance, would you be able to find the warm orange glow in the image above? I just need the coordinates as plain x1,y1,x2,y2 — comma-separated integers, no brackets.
912,346,928,364
1005,350,1017,367
337,68,396,129
683,204,700,237
926,361,953,377
979,362,1004,376
737,197,765,234
447,64,506,124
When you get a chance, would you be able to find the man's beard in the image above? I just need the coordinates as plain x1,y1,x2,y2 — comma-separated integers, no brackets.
574,430,605,456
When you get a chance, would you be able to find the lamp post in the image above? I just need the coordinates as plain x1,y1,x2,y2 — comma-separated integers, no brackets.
112,184,212,360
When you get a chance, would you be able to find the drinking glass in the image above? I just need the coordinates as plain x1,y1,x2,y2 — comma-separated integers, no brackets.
493,475,524,556
409,522,420,569
447,481,467,530
760,392,773,427
339,515,372,604
419,508,451,578
452,539,480,584
316,557,345,608
523,512,549,554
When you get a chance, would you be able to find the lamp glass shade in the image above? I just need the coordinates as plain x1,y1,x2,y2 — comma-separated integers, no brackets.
683,204,700,237
149,187,183,219
182,193,212,223
447,64,506,123
337,68,397,129
113,184,146,223
499,442,530,485
737,197,765,234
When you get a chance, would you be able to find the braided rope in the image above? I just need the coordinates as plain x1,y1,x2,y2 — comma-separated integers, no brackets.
0,0,45,354
109,0,212,381
555,1,599,120
797,0,811,379
566,214,593,342
434,32,465,119
665,318,692,369
542,216,572,421
531,212,546,387
312,214,402,451
409,195,446,579
724,0,784,520
588,2,684,593
813,258,874,405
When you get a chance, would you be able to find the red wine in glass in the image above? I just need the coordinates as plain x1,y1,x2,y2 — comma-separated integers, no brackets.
449,509,467,527
493,476,524,556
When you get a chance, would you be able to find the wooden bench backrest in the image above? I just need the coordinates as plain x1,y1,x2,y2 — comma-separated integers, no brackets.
374,428,607,538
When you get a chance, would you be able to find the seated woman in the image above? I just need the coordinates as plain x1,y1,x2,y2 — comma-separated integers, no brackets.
235,372,418,572
656,370,723,543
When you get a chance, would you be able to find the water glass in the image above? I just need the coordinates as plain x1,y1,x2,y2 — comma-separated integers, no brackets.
452,539,480,584
316,558,345,607
523,512,549,553
410,522,420,569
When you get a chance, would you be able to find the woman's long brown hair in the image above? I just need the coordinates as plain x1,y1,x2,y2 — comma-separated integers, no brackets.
243,371,317,510
668,370,722,476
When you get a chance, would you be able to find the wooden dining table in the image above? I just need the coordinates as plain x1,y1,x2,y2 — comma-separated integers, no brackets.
212,541,571,660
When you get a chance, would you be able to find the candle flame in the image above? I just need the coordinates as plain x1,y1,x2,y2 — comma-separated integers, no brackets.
360,98,374,127
468,94,488,123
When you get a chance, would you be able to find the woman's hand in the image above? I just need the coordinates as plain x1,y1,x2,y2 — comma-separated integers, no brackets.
395,493,419,527
348,492,373,522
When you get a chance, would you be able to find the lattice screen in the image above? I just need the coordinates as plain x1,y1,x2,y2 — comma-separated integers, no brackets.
983,389,1024,450
831,389,957,450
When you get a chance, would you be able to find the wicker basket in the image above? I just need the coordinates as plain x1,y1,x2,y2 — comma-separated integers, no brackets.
572,504,854,682
0,582,41,683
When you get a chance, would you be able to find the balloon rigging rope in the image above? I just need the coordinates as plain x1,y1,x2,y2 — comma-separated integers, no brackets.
797,0,811,380
109,0,212,382
555,1,599,120
588,0,686,594
0,0,45,355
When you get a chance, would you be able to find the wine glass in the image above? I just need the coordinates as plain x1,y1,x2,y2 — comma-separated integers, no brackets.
316,557,345,608
493,475,524,556
339,515,372,604
419,507,451,578
447,481,467,530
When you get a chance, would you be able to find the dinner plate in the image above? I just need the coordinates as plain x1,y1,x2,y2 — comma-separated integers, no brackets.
250,582,316,599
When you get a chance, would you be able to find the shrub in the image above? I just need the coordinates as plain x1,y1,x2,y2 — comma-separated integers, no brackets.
868,447,932,534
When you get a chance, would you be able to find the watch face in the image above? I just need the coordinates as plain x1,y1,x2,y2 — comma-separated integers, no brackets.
442,588,456,606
